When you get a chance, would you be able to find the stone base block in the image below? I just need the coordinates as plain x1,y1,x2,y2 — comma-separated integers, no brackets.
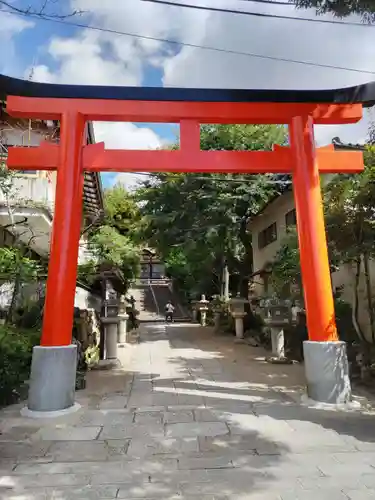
27,345,77,413
303,340,351,404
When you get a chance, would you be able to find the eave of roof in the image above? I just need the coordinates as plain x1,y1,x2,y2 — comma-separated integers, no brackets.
1,74,375,107
0,111,104,219
84,122,104,217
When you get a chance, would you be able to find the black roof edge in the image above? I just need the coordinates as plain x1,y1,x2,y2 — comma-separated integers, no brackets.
86,121,104,211
1,74,375,107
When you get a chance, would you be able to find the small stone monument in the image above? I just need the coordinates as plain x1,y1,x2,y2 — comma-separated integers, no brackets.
100,297,120,368
101,316,120,364
259,297,293,362
211,295,222,332
197,295,209,326
117,295,129,344
229,293,248,340
190,300,198,323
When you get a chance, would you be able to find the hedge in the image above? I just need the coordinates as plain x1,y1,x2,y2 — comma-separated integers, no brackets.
0,325,40,407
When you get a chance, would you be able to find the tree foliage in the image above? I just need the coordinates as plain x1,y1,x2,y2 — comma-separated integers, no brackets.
137,124,288,298
82,185,141,290
269,227,301,296
293,0,375,20
102,185,142,239
269,144,375,346
0,247,45,281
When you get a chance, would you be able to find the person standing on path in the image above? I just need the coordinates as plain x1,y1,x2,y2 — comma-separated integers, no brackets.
165,301,175,322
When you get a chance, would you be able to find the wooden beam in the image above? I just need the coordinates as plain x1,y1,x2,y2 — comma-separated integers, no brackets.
7,96,362,125
7,141,364,174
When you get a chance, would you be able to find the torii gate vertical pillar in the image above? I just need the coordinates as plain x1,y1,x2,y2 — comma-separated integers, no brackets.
290,115,351,404
26,111,86,415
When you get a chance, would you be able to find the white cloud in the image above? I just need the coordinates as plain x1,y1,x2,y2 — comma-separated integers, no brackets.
30,0,206,86
161,2,375,144
93,122,163,190
0,12,34,75
28,0,374,149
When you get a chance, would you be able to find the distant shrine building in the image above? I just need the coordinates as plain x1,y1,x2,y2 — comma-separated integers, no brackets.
140,248,166,280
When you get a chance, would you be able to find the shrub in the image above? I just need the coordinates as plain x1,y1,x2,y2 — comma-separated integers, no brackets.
0,325,40,406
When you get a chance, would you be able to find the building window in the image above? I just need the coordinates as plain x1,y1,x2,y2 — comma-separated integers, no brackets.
285,209,297,228
258,222,277,249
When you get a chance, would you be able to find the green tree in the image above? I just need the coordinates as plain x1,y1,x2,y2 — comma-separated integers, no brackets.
324,145,375,344
269,227,301,297
138,124,287,298
81,184,141,292
293,0,375,20
103,184,142,238
269,144,375,354
89,226,140,284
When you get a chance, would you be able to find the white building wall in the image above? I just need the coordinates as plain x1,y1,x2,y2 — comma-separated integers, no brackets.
248,184,375,341
248,190,295,295
74,285,102,312
1,128,47,147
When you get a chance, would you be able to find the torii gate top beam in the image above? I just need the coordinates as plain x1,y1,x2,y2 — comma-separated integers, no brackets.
2,74,375,124
1,73,374,106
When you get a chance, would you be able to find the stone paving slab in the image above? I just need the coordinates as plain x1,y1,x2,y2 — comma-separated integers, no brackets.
166,421,229,438
128,436,199,458
0,484,120,499
2,323,375,499
100,423,165,440
34,425,102,441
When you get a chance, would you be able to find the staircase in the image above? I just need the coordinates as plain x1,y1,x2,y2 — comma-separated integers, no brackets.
128,280,190,323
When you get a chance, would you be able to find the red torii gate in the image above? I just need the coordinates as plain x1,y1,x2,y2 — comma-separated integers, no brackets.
3,78,366,411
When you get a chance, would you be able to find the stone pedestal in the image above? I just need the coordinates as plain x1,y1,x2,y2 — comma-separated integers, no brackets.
200,309,208,327
117,296,129,344
25,345,78,415
191,301,198,323
197,295,209,327
232,312,246,339
101,317,119,360
213,311,221,331
270,327,285,358
118,313,129,343
303,341,351,404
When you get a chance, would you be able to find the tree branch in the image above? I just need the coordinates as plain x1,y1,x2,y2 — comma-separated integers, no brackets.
0,0,83,19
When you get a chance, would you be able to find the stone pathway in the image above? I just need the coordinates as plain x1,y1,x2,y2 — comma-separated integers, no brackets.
2,323,375,499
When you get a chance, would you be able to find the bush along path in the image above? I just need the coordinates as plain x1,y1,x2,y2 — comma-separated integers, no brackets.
0,325,40,407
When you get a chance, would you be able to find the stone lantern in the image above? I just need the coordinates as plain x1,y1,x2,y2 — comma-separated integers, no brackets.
117,295,129,344
229,293,248,339
197,295,209,326
259,297,293,359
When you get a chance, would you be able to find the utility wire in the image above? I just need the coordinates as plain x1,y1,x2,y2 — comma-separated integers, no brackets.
4,11,375,75
123,171,293,184
140,0,374,27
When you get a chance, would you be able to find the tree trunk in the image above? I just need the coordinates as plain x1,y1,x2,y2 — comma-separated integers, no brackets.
352,256,371,381
363,251,375,344
223,264,230,300
6,273,21,325
238,216,254,299
352,256,366,344
239,217,253,272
